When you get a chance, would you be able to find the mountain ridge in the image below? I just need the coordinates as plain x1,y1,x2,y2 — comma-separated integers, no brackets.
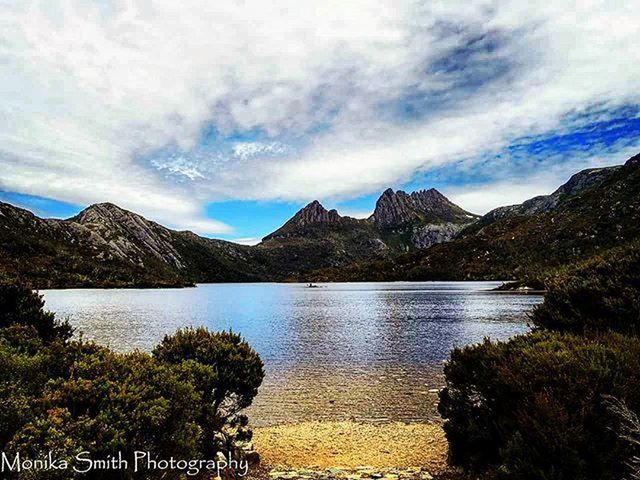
306,153,640,282
0,186,476,288
4,152,636,289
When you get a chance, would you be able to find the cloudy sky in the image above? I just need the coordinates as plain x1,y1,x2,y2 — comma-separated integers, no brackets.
1,0,639,244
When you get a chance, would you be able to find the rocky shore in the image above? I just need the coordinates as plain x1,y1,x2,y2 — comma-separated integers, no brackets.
248,421,447,480
265,466,435,479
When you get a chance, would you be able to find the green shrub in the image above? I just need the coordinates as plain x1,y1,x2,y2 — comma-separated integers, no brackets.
532,242,640,334
0,284,72,342
0,286,264,479
439,331,640,480
153,328,264,455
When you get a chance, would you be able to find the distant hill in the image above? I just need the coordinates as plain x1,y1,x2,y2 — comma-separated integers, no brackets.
307,153,640,282
0,186,476,287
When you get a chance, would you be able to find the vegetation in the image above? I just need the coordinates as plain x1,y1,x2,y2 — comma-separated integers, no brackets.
439,242,640,480
531,242,640,334
309,153,640,283
0,285,263,479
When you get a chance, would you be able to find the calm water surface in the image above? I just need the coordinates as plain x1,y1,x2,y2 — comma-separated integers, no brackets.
42,282,542,426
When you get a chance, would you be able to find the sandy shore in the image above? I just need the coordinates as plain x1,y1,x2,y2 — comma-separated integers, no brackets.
252,421,448,471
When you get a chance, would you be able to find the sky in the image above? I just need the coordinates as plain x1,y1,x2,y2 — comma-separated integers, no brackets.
1,1,639,245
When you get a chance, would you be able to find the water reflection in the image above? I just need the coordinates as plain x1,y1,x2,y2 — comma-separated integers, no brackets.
42,282,542,425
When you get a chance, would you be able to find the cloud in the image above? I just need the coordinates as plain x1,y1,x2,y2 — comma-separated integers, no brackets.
229,237,262,246
339,209,374,219
1,0,639,232
232,142,290,160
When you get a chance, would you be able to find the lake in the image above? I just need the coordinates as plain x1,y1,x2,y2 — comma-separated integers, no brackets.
42,282,542,426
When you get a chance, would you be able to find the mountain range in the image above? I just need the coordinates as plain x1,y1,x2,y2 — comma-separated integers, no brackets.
310,152,640,282
2,152,639,288
0,185,478,288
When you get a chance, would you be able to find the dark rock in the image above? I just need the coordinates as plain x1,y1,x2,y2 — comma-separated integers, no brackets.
373,188,477,230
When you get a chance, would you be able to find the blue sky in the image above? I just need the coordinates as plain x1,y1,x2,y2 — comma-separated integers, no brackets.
1,1,639,244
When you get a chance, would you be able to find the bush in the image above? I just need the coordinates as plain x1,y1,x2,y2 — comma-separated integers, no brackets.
439,330,640,480
0,284,72,342
0,286,264,479
532,242,640,334
153,328,264,456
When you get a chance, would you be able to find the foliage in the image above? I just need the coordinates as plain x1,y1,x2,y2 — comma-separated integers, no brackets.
439,236,640,479
0,285,264,479
531,242,640,334
154,328,264,455
439,330,640,480
0,285,72,342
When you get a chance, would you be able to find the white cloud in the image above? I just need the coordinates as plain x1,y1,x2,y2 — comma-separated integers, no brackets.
0,0,639,232
449,183,554,216
338,209,374,219
232,142,290,160
229,237,262,246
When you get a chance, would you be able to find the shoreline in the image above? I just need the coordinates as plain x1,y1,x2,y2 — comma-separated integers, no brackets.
251,420,448,477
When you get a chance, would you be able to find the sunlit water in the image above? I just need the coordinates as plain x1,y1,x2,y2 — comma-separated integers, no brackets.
42,282,542,426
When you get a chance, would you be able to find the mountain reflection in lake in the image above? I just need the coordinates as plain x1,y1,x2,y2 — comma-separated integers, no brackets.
42,282,541,426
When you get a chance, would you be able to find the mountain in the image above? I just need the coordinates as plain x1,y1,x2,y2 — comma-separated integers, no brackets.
307,153,640,282
255,189,478,277
0,202,266,288
373,188,479,248
0,187,475,287
467,165,621,233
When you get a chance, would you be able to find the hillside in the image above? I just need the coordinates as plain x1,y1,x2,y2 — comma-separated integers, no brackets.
0,187,476,287
0,202,266,288
307,153,640,282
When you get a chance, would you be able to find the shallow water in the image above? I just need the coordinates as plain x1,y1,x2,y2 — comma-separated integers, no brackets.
42,282,542,426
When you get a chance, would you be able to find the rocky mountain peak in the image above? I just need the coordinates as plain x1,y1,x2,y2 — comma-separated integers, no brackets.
295,200,341,226
262,200,342,241
373,187,475,229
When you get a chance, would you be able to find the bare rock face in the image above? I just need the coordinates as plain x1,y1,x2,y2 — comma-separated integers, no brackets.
290,200,341,227
411,223,466,249
263,201,342,240
373,188,477,230
71,202,185,268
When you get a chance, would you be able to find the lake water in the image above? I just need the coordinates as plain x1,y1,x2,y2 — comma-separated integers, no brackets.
42,282,542,426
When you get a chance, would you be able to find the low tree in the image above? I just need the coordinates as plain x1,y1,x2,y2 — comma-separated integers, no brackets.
153,328,265,455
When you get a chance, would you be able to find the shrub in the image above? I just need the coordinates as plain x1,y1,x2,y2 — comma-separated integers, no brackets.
0,286,264,479
439,330,640,480
0,284,72,342
153,328,264,455
532,242,640,334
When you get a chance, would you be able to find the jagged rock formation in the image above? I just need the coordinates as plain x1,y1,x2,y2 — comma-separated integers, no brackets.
374,188,476,229
263,201,342,240
371,188,478,249
308,152,640,282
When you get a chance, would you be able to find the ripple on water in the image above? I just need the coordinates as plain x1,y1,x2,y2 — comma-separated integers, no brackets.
41,282,542,425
